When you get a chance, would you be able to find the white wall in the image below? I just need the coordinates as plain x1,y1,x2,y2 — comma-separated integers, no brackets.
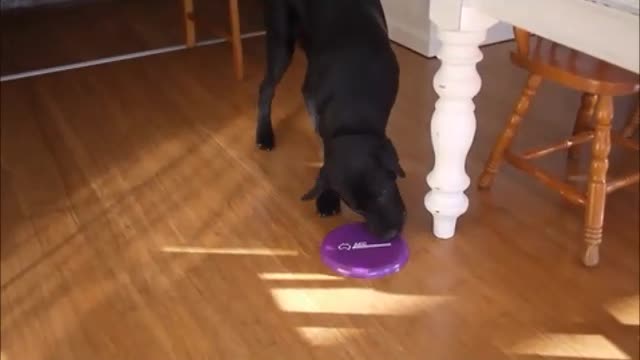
380,0,432,55
381,0,514,57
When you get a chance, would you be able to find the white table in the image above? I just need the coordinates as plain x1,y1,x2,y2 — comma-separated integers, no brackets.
424,0,639,239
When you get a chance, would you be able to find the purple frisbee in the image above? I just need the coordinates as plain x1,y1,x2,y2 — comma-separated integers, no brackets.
320,222,409,279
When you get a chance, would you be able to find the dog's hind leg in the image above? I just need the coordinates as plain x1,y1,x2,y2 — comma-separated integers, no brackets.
256,0,296,151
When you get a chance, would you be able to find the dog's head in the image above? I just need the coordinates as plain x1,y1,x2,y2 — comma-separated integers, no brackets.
303,135,406,240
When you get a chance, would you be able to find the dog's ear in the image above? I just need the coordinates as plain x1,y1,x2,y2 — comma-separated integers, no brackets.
378,138,405,178
301,167,328,200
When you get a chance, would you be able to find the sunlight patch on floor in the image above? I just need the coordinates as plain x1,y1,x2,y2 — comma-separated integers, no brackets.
604,294,639,326
259,272,343,281
296,326,364,346
161,246,298,256
506,333,630,359
270,287,451,315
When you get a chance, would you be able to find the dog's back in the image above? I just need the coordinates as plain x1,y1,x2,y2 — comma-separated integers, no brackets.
281,0,399,138
286,0,390,56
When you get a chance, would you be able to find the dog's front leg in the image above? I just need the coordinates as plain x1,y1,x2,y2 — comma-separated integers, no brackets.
315,189,341,217
301,167,341,217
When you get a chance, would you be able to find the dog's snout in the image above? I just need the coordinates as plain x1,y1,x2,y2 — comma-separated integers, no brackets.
364,201,406,241
381,229,399,241
366,219,403,241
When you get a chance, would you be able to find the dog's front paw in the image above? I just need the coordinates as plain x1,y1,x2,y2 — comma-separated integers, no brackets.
316,190,341,217
256,122,275,151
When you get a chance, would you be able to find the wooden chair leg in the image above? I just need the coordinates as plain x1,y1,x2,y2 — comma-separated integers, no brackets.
621,104,639,138
228,0,244,80
569,93,598,156
583,95,613,267
478,74,542,189
567,93,598,180
182,0,196,47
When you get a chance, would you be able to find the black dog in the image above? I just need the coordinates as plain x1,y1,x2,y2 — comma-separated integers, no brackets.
256,0,406,240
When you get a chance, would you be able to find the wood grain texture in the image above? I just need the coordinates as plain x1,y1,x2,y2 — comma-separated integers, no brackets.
1,7,639,360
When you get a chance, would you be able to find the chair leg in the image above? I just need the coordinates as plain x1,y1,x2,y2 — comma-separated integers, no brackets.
567,93,598,179
621,104,639,138
229,0,244,80
569,93,598,156
478,74,542,189
182,0,196,47
583,95,613,267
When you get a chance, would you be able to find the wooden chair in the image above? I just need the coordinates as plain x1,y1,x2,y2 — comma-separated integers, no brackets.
478,27,640,267
181,0,244,80
622,104,639,138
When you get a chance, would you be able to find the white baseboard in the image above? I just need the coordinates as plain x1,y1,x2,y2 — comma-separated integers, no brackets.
1,31,266,82
1,0,73,10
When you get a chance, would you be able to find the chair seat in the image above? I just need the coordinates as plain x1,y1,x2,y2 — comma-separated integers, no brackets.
511,37,639,96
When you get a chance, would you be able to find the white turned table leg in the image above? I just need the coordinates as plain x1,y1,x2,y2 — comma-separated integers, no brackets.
425,7,497,239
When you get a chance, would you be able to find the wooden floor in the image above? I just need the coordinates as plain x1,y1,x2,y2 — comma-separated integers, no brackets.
1,4,639,360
